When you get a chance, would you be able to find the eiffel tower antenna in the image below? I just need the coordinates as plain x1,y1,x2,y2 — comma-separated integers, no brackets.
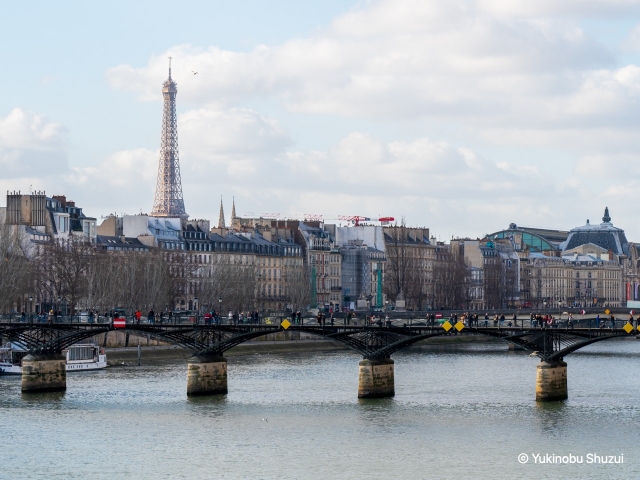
150,57,187,219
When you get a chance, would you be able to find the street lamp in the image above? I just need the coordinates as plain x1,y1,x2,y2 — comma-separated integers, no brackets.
28,294,33,323
218,297,222,323
193,297,198,323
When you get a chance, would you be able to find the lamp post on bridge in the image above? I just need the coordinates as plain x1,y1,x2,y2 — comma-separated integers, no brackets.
218,297,222,324
558,300,562,324
193,297,198,324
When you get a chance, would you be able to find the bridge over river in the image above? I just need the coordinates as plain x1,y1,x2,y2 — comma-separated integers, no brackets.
1,319,638,401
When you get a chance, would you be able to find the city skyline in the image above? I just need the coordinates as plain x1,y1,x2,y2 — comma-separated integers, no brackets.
2,1,640,240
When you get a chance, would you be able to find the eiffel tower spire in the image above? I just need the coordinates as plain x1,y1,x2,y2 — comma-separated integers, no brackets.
151,57,188,219
218,196,226,228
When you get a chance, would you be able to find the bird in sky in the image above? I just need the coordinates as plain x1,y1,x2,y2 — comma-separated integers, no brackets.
192,71,198,75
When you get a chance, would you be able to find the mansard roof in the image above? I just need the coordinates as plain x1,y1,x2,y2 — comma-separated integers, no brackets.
96,235,149,250
559,207,628,256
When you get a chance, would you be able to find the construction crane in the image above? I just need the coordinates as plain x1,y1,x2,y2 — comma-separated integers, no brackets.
249,212,394,226
337,215,395,226
337,215,369,225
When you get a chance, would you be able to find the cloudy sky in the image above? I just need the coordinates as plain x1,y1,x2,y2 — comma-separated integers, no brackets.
2,0,640,240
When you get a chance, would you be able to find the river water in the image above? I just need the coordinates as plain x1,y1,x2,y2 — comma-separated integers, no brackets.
1,339,639,479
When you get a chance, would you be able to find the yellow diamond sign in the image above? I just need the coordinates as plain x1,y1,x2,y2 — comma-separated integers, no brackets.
454,321,465,332
623,323,634,334
281,319,291,330
442,320,452,332
605,309,611,315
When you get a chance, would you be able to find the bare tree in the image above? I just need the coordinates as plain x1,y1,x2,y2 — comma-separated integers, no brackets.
77,248,174,315
283,262,311,312
384,222,412,304
35,237,95,315
432,249,469,310
0,221,33,313
384,222,431,310
196,255,257,314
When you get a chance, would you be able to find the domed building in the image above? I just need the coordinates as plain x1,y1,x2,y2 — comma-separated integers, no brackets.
559,207,629,256
487,208,629,308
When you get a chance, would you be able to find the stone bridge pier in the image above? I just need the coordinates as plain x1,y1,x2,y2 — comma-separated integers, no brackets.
535,360,567,401
186,355,228,396
21,353,67,393
358,358,395,398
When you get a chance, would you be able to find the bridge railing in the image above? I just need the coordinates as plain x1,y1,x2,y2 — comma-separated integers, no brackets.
1,313,637,332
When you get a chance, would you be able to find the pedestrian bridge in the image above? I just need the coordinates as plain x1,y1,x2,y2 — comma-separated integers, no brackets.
1,319,637,401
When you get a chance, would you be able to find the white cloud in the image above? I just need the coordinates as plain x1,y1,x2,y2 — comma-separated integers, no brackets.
478,0,640,18
55,104,291,216
61,148,158,215
204,132,579,236
179,105,291,177
574,153,640,177
622,23,640,51
105,0,619,127
75,0,640,238
0,108,67,178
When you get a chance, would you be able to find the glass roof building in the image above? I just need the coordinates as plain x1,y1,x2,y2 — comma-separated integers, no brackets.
487,223,569,253
487,207,628,257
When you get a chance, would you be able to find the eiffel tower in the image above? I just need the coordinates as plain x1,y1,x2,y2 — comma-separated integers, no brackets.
150,57,188,219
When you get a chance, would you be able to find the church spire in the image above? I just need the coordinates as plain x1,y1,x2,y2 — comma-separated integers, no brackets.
602,206,611,223
231,197,236,220
218,196,226,228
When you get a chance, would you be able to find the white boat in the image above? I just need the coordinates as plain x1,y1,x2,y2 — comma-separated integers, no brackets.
0,343,107,374
63,344,108,372
0,343,26,375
